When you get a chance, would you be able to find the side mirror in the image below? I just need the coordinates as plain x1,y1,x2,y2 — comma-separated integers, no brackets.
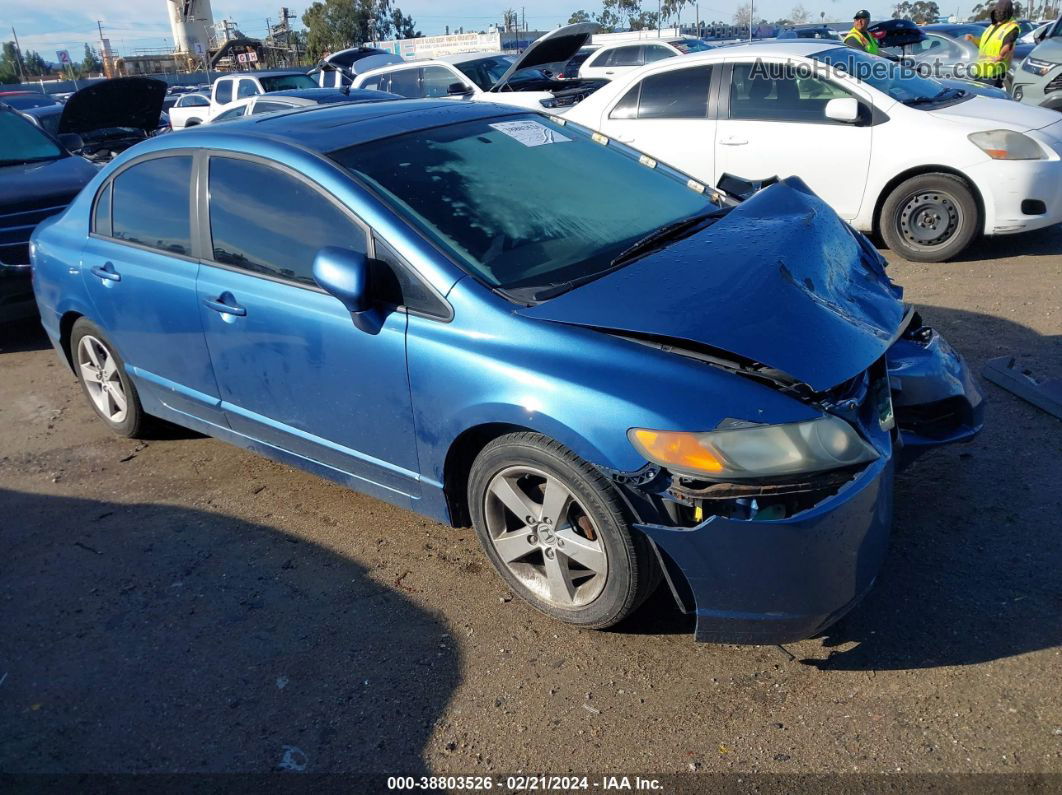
825,97,860,124
447,81,474,97
313,247,370,314
58,132,84,153
1034,28,1047,44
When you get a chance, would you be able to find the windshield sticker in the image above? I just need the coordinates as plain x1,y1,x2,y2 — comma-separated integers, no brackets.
490,120,571,147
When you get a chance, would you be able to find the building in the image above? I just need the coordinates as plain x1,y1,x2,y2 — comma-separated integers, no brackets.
371,30,548,60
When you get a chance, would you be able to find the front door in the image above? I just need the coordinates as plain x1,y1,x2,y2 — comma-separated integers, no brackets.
714,60,873,220
195,154,420,499
81,154,223,424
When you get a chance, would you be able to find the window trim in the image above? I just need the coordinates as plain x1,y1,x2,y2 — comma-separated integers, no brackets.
88,150,199,263
195,149,452,321
721,60,869,126
608,63,720,121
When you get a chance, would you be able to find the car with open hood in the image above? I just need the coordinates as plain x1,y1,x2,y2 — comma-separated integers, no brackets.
352,23,608,110
18,77,167,164
0,107,97,322
564,40,1062,262
30,100,982,645
309,47,405,88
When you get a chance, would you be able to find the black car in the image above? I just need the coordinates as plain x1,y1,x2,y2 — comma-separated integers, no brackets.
0,108,97,323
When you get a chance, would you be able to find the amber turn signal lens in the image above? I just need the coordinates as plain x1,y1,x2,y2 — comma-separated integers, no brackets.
628,429,724,474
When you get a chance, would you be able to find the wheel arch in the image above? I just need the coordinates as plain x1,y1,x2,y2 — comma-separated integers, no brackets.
870,165,985,237
442,422,537,527
57,310,85,372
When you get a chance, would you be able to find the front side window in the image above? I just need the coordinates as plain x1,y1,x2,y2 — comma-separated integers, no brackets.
612,65,713,120
252,100,293,114
207,157,368,286
236,80,259,99
643,45,675,63
359,74,389,92
455,56,516,90
423,66,458,97
214,80,232,104
213,106,247,122
111,156,193,255
0,111,63,165
330,115,720,294
729,62,852,122
180,94,210,107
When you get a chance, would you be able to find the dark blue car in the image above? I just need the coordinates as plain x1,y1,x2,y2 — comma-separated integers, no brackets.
1,107,97,322
30,100,983,644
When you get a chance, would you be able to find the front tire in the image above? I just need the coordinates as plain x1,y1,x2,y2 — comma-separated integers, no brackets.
468,432,658,629
70,318,149,438
879,173,979,262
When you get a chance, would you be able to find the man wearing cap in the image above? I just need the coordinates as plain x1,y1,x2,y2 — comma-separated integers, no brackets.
844,11,879,55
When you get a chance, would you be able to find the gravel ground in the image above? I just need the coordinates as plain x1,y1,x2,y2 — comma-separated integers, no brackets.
1,227,1060,779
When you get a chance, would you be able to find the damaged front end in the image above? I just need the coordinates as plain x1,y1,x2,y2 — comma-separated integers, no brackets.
613,311,982,645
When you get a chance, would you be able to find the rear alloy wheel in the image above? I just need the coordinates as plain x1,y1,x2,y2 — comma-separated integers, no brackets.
880,173,979,262
71,318,149,438
468,432,658,629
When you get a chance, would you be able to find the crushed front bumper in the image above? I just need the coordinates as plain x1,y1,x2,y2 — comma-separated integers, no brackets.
626,321,982,645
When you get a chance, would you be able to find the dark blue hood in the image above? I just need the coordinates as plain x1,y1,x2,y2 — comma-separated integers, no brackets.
517,178,905,392
0,154,97,209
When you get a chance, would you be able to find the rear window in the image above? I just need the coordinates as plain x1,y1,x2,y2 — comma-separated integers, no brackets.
258,74,317,92
0,111,62,164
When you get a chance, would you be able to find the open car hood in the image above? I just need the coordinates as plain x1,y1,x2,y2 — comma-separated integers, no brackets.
58,77,166,135
491,22,600,90
516,178,906,393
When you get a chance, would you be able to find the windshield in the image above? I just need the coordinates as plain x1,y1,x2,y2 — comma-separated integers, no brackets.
330,115,719,292
455,56,517,91
259,74,317,92
811,47,958,104
0,111,63,165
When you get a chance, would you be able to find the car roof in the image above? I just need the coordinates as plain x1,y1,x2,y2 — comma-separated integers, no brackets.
173,98,525,153
433,52,510,65
684,40,836,58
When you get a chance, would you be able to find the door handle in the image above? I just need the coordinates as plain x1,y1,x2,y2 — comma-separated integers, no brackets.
616,134,636,143
202,293,247,317
719,137,748,146
90,263,121,282
605,70,615,75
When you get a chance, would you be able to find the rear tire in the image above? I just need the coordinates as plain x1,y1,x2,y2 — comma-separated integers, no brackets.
879,173,979,262
70,318,149,438
468,432,659,629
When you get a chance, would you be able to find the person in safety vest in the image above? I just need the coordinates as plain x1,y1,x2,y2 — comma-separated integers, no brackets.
844,10,879,54
967,0,1020,86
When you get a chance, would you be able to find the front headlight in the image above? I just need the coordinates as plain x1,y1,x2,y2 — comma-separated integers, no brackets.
1021,57,1057,76
628,416,879,480
968,130,1046,160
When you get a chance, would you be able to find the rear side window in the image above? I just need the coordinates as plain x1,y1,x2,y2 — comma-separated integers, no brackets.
182,94,209,107
643,45,674,63
605,46,643,67
422,66,455,98
111,156,193,255
359,74,389,91
213,106,247,122
207,157,369,286
387,68,422,98
252,100,291,114
610,65,713,120
214,80,232,104
93,182,111,237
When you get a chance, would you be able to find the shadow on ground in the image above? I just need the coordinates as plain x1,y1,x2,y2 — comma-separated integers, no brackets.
806,305,1062,671
0,319,51,355
0,489,459,773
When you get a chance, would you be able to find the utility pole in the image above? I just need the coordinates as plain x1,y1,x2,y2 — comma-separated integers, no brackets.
10,26,26,83
749,0,755,41
658,0,662,37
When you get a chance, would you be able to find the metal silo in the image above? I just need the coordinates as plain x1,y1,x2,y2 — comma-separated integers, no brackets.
167,0,215,54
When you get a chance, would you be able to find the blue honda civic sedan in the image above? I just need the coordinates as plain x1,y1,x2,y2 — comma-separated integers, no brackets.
30,100,983,644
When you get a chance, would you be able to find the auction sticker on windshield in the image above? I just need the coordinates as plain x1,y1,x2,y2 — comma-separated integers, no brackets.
489,120,571,147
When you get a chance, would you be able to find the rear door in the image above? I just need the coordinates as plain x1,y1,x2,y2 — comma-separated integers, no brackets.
713,59,872,220
81,154,223,424
194,154,420,499
581,45,644,80
599,64,718,183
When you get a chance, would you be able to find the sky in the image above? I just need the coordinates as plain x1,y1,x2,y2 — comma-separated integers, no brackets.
2,0,975,58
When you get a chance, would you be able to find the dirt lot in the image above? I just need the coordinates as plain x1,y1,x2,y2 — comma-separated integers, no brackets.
1,228,1060,779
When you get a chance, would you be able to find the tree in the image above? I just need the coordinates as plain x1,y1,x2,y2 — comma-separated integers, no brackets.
568,10,592,24
301,0,420,59
892,1,941,24
970,1,1025,20
390,9,420,39
502,8,519,31
734,2,753,29
81,43,102,74
790,4,810,24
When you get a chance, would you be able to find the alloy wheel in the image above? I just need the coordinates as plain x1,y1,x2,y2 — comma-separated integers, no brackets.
483,465,608,609
77,335,128,424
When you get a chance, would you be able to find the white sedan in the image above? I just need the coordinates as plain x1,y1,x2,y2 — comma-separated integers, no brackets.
206,88,399,124
564,41,1062,261
167,92,211,129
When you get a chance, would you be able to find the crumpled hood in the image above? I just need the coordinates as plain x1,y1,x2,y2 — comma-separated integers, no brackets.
930,94,1061,131
517,178,906,393
58,77,166,135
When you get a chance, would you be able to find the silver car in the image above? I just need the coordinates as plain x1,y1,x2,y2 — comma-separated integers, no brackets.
1007,18,1062,111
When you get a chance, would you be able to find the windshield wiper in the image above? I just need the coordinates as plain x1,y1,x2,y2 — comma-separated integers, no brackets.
903,87,957,106
528,209,721,301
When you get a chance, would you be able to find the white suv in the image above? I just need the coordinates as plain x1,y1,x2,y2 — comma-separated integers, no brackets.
578,37,713,81
209,70,319,114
